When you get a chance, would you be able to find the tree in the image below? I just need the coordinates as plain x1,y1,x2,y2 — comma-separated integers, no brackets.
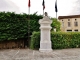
51,18,61,31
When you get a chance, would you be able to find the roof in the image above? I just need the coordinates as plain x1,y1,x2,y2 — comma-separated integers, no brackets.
58,15,80,19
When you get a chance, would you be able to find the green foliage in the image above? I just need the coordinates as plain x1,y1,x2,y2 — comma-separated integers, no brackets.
0,12,42,41
51,18,61,31
30,32,80,49
51,32,80,49
30,32,40,49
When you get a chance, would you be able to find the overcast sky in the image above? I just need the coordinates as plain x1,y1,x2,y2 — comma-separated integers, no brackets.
0,0,79,18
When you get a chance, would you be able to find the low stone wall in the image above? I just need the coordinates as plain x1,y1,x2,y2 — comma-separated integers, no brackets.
0,39,24,49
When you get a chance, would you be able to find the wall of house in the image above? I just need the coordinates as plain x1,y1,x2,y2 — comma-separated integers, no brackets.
59,18,80,32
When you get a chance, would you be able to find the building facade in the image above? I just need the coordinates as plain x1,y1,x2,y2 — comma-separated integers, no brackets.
58,15,80,32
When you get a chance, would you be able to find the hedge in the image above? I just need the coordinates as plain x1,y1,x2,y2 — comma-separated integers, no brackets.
0,12,43,41
30,32,80,49
30,32,40,49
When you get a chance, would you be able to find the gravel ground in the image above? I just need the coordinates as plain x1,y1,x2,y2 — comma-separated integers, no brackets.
0,48,80,60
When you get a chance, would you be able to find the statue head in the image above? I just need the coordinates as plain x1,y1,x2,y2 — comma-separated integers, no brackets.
44,12,48,16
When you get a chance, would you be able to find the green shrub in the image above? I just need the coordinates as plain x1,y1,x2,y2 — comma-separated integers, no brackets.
30,32,80,49
0,12,42,41
30,32,40,49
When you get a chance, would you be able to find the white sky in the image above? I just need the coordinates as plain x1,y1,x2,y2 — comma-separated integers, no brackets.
0,0,78,18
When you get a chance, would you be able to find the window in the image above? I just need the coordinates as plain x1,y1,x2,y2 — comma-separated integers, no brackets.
75,19,77,20
74,19,78,27
68,22,71,27
68,19,70,21
74,21,78,26
62,22,64,27
67,30,72,32
74,29,78,32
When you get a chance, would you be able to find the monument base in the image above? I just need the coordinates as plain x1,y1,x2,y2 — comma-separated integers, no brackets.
39,49,52,52
39,41,52,52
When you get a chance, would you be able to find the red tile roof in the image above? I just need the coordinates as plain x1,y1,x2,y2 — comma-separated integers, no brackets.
58,15,80,19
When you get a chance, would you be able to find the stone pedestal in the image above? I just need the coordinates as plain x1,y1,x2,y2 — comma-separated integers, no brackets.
39,15,52,52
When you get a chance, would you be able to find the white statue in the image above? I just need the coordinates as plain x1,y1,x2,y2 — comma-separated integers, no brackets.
39,12,52,52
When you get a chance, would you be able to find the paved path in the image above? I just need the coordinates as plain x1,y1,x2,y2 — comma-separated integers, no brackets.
0,48,80,60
